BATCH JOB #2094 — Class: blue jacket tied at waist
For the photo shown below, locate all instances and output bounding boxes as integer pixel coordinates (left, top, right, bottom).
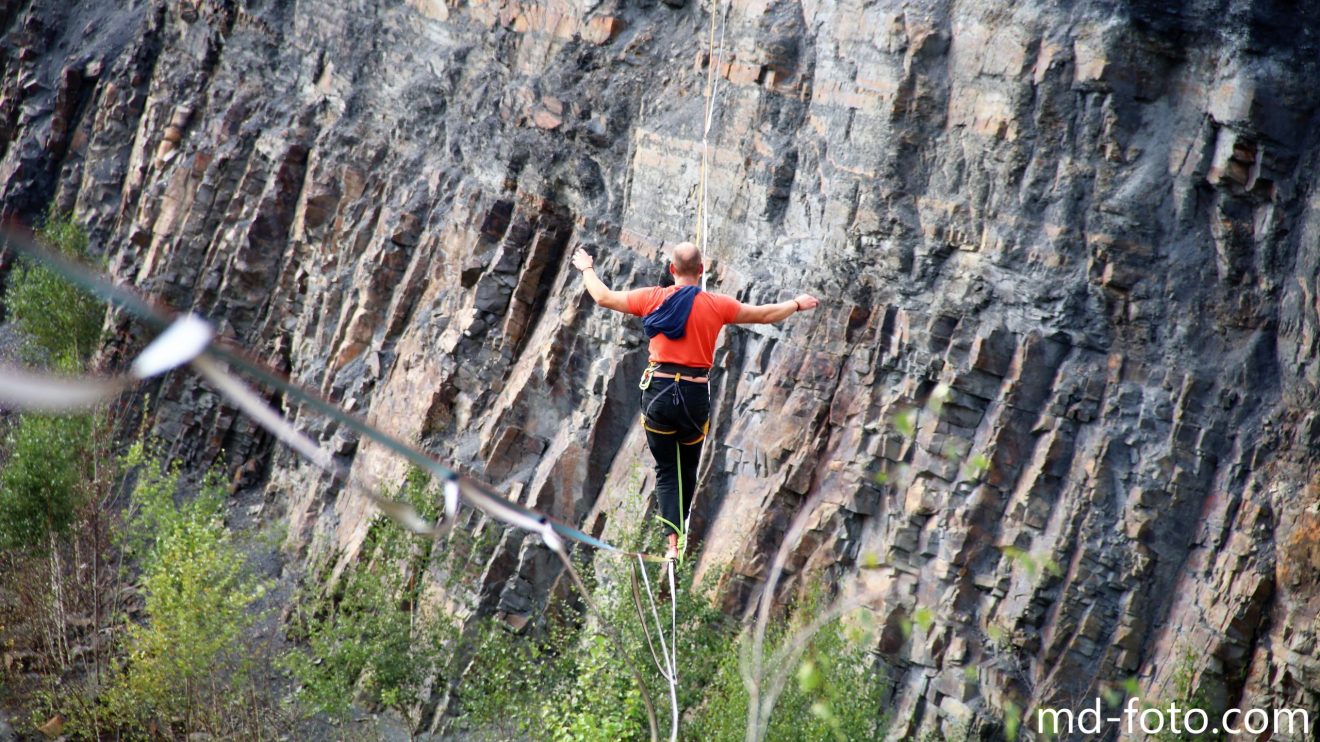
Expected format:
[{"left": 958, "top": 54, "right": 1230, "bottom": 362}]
[{"left": 643, "top": 285, "right": 701, "bottom": 340}]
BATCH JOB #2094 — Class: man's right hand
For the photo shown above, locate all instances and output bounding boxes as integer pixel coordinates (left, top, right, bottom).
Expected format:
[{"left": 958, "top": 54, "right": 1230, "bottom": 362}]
[
  {"left": 572, "top": 248, "right": 594, "bottom": 272},
  {"left": 794, "top": 294, "right": 820, "bottom": 311}
]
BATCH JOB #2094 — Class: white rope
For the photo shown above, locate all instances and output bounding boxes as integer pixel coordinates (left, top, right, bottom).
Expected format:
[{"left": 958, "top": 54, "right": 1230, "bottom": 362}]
[
  {"left": 697, "top": 0, "right": 732, "bottom": 292},
  {"left": 668, "top": 559, "right": 679, "bottom": 691},
  {"left": 637, "top": 557, "right": 674, "bottom": 683},
  {"left": 442, "top": 477, "right": 460, "bottom": 521},
  {"left": 131, "top": 313, "right": 213, "bottom": 378},
  {"left": 637, "top": 555, "right": 680, "bottom": 741},
  {"left": 634, "top": 556, "right": 670, "bottom": 678}
]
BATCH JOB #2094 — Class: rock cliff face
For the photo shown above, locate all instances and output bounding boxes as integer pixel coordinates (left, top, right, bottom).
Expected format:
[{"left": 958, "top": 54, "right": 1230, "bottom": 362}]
[{"left": 2, "top": 0, "right": 1319, "bottom": 736}]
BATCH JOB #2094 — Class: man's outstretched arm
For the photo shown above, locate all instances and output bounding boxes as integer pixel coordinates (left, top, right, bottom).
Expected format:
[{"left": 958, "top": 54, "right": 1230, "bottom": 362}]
[
  {"left": 734, "top": 294, "right": 819, "bottom": 324},
  {"left": 573, "top": 248, "right": 630, "bottom": 313}
]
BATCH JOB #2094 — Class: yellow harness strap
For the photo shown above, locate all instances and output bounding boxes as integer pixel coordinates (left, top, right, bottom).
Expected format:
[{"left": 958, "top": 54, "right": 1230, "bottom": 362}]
[{"left": 641, "top": 415, "right": 676, "bottom": 435}]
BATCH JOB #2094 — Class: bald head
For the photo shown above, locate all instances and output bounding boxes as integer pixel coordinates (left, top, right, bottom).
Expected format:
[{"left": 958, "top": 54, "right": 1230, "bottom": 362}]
[{"left": 670, "top": 242, "right": 703, "bottom": 279}]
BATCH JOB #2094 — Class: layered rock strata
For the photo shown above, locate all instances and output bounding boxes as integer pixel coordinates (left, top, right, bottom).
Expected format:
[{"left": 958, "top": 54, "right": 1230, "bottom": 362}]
[{"left": 2, "top": 0, "right": 1319, "bottom": 737}]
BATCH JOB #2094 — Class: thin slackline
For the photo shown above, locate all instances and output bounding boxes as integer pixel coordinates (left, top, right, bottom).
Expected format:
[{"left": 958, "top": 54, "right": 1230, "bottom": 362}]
[
  {"left": 637, "top": 556, "right": 675, "bottom": 682},
  {"left": 664, "top": 559, "right": 680, "bottom": 742}
]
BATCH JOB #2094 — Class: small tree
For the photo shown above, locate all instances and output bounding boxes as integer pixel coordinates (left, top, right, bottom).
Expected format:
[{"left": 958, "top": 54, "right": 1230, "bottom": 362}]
[
  {"left": 0, "top": 210, "right": 103, "bottom": 554},
  {"left": 3, "top": 210, "right": 103, "bottom": 367},
  {"left": 0, "top": 210, "right": 103, "bottom": 679},
  {"left": 283, "top": 470, "right": 454, "bottom": 734},
  {"left": 0, "top": 414, "right": 93, "bottom": 551},
  {"left": 0, "top": 412, "right": 93, "bottom": 671},
  {"left": 95, "top": 445, "right": 271, "bottom": 738}
]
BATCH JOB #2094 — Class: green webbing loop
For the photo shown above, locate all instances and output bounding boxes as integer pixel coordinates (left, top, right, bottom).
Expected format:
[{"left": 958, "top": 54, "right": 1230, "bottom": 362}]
[{"left": 676, "top": 441, "right": 685, "bottom": 561}]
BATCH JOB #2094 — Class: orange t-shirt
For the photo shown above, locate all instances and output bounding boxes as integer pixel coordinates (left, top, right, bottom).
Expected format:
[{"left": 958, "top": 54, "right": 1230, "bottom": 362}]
[{"left": 626, "top": 286, "right": 742, "bottom": 369}]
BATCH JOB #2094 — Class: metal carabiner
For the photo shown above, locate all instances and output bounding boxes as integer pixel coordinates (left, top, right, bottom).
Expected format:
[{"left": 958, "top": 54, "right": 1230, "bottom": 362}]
[{"left": 639, "top": 362, "right": 658, "bottom": 391}]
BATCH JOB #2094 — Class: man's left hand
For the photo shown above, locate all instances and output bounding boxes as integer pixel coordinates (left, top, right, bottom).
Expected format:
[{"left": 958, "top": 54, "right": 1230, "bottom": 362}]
[{"left": 572, "top": 248, "right": 594, "bottom": 271}]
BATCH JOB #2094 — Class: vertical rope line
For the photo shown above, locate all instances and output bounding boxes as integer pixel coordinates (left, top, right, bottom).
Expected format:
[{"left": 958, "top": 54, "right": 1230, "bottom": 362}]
[
  {"left": 667, "top": 560, "right": 680, "bottom": 742},
  {"left": 695, "top": 0, "right": 718, "bottom": 251},
  {"left": 668, "top": 559, "right": 678, "bottom": 680},
  {"left": 638, "top": 555, "right": 681, "bottom": 741},
  {"left": 639, "top": 558, "right": 675, "bottom": 683},
  {"left": 697, "top": 0, "right": 731, "bottom": 292},
  {"left": 631, "top": 557, "right": 668, "bottom": 675}
]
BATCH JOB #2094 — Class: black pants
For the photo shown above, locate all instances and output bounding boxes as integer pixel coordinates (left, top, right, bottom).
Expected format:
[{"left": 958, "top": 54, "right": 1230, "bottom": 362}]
[{"left": 640, "top": 379, "right": 709, "bottom": 536}]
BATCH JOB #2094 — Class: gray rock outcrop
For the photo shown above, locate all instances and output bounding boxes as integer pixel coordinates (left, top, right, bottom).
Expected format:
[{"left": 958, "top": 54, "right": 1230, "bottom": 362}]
[{"left": 1, "top": 0, "right": 1318, "bottom": 737}]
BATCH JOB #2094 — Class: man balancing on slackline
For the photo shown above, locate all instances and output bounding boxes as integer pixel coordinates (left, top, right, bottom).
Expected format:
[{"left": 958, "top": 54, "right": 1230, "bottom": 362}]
[{"left": 571, "top": 242, "right": 819, "bottom": 560}]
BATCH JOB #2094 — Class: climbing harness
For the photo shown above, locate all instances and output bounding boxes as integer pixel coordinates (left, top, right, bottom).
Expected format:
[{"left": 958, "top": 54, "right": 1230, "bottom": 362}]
[
  {"left": 0, "top": 224, "right": 670, "bottom": 740},
  {"left": 0, "top": 0, "right": 740, "bottom": 736},
  {"left": 0, "top": 225, "right": 669, "bottom": 560}
]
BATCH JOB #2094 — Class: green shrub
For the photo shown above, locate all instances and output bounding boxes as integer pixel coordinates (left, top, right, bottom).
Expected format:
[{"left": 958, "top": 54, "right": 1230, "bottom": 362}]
[
  {"left": 544, "top": 631, "right": 648, "bottom": 742},
  {"left": 4, "top": 210, "right": 102, "bottom": 367},
  {"left": 453, "top": 618, "right": 577, "bottom": 738},
  {"left": 686, "top": 596, "right": 889, "bottom": 742},
  {"left": 0, "top": 210, "right": 101, "bottom": 549},
  {"left": 283, "top": 473, "right": 889, "bottom": 742},
  {"left": 92, "top": 443, "right": 270, "bottom": 738},
  {"left": 283, "top": 469, "right": 454, "bottom": 723},
  {"left": 1149, "top": 650, "right": 1220, "bottom": 742},
  {"left": 0, "top": 413, "right": 93, "bottom": 550},
  {"left": 448, "top": 544, "right": 887, "bottom": 742},
  {"left": 282, "top": 557, "right": 453, "bottom": 720},
  {"left": 114, "top": 441, "right": 223, "bottom": 560}
]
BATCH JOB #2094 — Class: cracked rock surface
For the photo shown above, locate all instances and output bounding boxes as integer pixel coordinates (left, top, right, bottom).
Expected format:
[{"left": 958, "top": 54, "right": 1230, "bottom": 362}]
[{"left": 2, "top": 0, "right": 1319, "bottom": 736}]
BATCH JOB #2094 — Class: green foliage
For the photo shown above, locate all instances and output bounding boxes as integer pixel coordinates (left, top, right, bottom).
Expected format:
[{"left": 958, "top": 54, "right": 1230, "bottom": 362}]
[
  {"left": 454, "top": 618, "right": 575, "bottom": 738},
  {"left": 446, "top": 557, "right": 680, "bottom": 740},
  {"left": 283, "top": 469, "right": 454, "bottom": 721},
  {"left": 544, "top": 632, "right": 648, "bottom": 742},
  {"left": 4, "top": 210, "right": 102, "bottom": 367},
  {"left": 115, "top": 441, "right": 227, "bottom": 558},
  {"left": 282, "top": 558, "right": 452, "bottom": 719},
  {"left": 900, "top": 605, "right": 935, "bottom": 639},
  {"left": 536, "top": 550, "right": 745, "bottom": 740},
  {"left": 685, "top": 594, "right": 888, "bottom": 742},
  {"left": 1149, "top": 650, "right": 1220, "bottom": 742},
  {"left": 0, "top": 210, "right": 101, "bottom": 551},
  {"left": 285, "top": 473, "right": 890, "bottom": 741},
  {"left": 999, "top": 545, "right": 1063, "bottom": 580},
  {"left": 91, "top": 445, "right": 270, "bottom": 738},
  {"left": 1003, "top": 700, "right": 1022, "bottom": 740},
  {"left": 445, "top": 546, "right": 887, "bottom": 742},
  {"left": 0, "top": 413, "right": 93, "bottom": 549},
  {"left": 0, "top": 210, "right": 100, "bottom": 550}
]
